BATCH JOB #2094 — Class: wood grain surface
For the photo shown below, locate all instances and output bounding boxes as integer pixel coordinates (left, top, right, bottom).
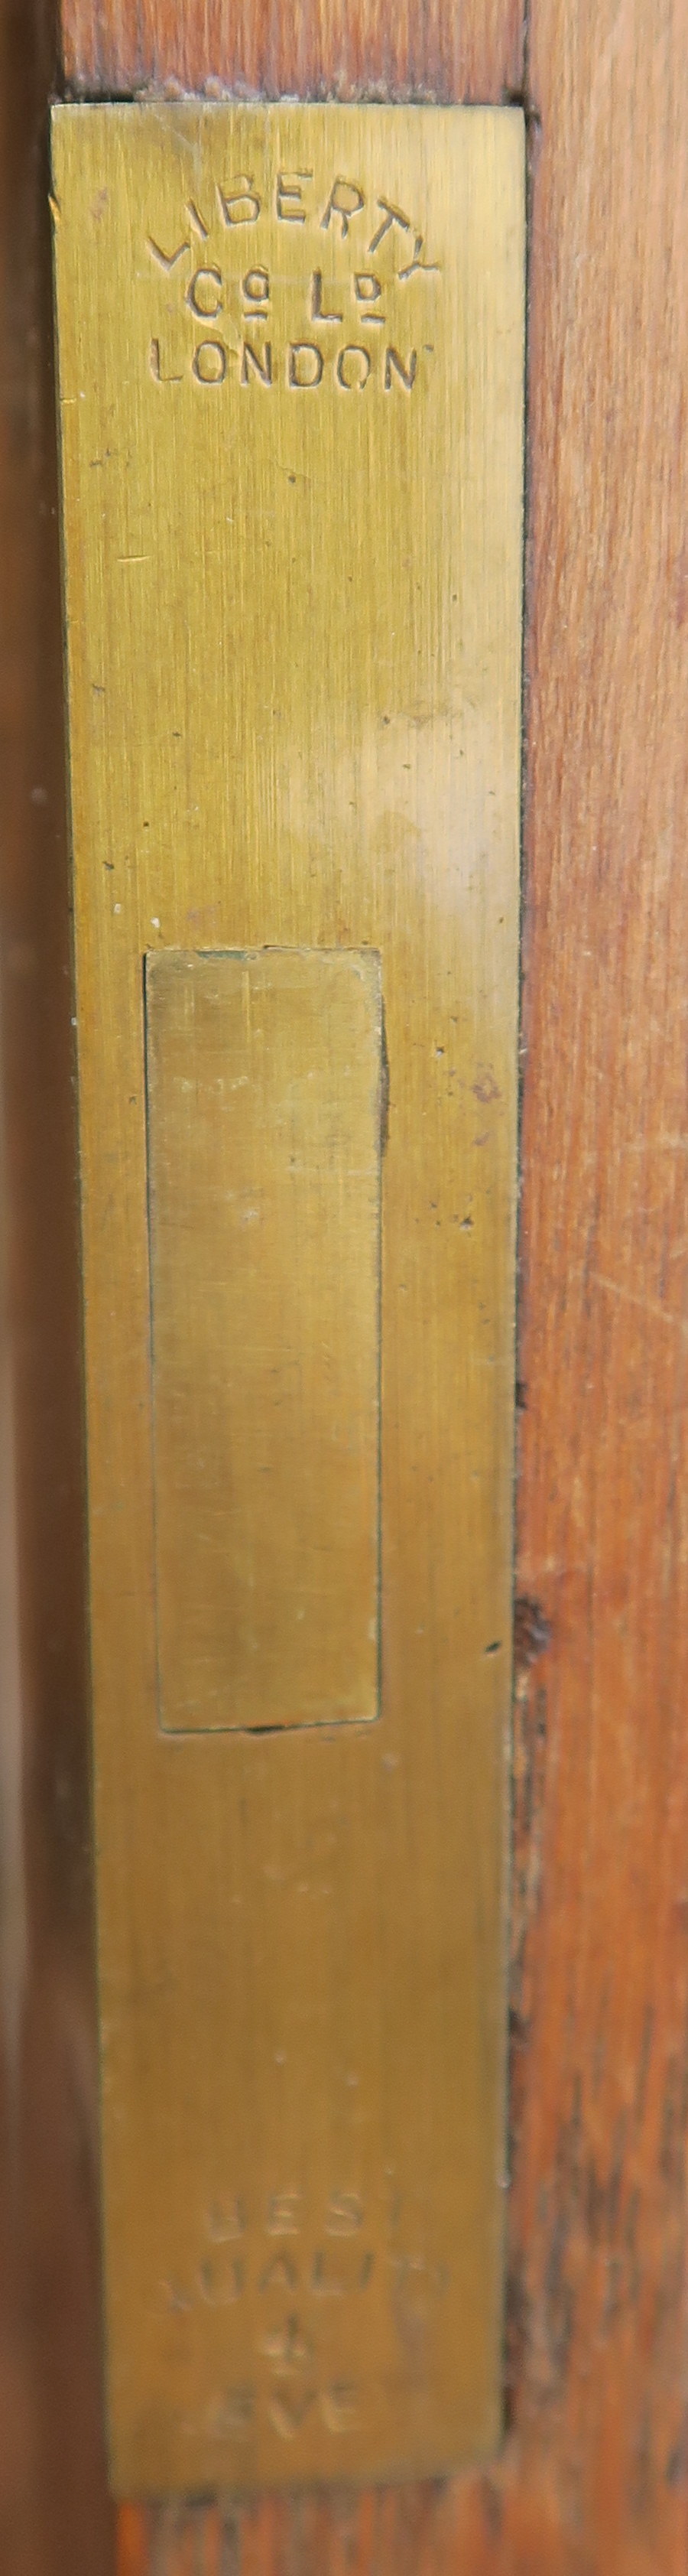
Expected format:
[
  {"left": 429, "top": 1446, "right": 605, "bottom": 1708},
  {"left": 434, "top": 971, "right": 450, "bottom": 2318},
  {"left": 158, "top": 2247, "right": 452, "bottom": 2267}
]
[
  {"left": 59, "top": 0, "right": 524, "bottom": 112},
  {"left": 2, "top": 0, "right": 686, "bottom": 2565},
  {"left": 0, "top": 4, "right": 112, "bottom": 2571}
]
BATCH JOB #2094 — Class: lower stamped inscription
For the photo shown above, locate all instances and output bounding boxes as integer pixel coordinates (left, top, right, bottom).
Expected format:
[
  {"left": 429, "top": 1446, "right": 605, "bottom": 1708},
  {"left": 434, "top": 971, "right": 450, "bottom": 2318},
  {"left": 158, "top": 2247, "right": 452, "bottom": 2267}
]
[{"left": 167, "top": 2191, "right": 450, "bottom": 2448}]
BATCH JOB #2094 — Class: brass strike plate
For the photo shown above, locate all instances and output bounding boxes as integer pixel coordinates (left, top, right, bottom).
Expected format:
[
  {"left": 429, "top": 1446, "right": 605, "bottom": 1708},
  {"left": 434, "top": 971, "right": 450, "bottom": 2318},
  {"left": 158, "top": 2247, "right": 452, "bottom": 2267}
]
[{"left": 51, "top": 102, "right": 524, "bottom": 2494}]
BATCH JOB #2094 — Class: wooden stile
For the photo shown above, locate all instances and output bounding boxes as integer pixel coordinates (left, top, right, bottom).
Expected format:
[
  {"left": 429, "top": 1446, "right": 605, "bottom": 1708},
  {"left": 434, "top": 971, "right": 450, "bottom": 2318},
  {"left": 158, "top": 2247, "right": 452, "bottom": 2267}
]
[{"left": 59, "top": 0, "right": 524, "bottom": 113}]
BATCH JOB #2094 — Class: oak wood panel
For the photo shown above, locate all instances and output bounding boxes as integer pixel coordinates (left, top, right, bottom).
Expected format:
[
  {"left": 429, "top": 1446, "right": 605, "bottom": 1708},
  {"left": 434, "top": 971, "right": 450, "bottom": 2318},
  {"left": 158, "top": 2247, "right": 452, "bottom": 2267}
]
[
  {"left": 0, "top": 2, "right": 112, "bottom": 2571},
  {"left": 506, "top": 5, "right": 688, "bottom": 2566},
  {"left": 5, "top": 0, "right": 687, "bottom": 2564},
  {"left": 60, "top": 0, "right": 523, "bottom": 109}
]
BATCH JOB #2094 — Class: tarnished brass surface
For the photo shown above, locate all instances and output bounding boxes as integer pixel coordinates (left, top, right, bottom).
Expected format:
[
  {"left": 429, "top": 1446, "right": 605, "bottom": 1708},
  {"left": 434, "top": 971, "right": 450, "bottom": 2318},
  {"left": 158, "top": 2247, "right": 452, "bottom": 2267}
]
[
  {"left": 146, "top": 947, "right": 382, "bottom": 1733},
  {"left": 52, "top": 102, "right": 524, "bottom": 2493}
]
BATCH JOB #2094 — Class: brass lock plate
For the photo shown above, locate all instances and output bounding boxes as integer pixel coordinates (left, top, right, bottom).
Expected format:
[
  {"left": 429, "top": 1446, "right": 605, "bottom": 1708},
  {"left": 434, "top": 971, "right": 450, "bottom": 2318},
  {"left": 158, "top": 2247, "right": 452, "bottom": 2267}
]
[{"left": 52, "top": 102, "right": 525, "bottom": 2494}]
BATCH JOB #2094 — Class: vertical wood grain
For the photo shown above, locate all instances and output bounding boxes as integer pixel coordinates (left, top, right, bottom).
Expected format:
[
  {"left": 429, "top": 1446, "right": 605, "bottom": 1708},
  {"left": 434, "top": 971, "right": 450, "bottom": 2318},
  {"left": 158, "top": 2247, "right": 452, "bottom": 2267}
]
[
  {"left": 60, "top": 0, "right": 523, "bottom": 107},
  {"left": 512, "top": 0, "right": 688, "bottom": 2558},
  {"left": 0, "top": 1, "right": 112, "bottom": 2570}
]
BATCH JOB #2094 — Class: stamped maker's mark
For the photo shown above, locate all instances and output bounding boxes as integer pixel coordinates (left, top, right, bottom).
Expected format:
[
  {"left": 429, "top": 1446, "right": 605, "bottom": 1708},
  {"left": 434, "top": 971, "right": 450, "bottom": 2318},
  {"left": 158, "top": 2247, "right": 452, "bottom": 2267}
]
[{"left": 146, "top": 166, "right": 441, "bottom": 398}]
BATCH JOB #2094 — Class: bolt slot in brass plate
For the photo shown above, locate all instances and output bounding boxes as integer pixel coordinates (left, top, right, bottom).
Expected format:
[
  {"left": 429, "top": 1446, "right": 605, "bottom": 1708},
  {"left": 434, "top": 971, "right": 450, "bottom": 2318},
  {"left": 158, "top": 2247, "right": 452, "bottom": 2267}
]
[
  {"left": 146, "top": 946, "right": 382, "bottom": 1734},
  {"left": 51, "top": 101, "right": 525, "bottom": 2496}
]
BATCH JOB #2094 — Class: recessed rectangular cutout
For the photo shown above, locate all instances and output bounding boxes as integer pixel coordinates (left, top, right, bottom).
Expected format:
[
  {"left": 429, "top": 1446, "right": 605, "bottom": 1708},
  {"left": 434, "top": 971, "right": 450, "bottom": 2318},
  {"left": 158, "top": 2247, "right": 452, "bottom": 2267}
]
[{"left": 146, "top": 948, "right": 381, "bottom": 1732}]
